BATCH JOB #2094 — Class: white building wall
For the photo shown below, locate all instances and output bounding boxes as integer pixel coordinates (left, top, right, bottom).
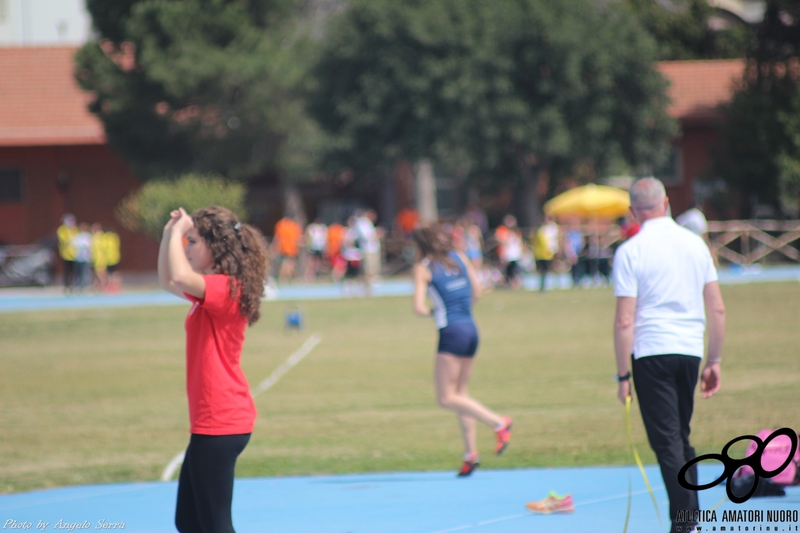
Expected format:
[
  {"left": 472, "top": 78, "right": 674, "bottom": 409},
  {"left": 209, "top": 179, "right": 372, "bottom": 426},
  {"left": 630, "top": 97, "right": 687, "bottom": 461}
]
[{"left": 0, "top": 0, "right": 91, "bottom": 46}]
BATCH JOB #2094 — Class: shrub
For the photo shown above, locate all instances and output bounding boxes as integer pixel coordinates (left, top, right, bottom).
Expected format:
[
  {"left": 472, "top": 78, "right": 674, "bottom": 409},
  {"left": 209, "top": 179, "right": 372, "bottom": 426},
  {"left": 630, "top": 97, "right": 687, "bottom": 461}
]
[{"left": 116, "top": 174, "right": 247, "bottom": 240}]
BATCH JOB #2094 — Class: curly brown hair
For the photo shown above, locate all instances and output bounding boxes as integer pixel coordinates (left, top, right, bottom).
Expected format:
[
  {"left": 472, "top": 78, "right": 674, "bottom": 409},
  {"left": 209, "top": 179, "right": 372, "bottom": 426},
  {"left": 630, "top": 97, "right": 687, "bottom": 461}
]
[{"left": 191, "top": 206, "right": 267, "bottom": 326}]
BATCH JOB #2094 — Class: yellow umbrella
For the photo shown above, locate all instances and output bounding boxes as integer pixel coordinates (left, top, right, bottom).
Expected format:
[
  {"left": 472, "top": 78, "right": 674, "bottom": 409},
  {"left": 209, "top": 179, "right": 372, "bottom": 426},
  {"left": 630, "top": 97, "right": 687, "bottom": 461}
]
[{"left": 544, "top": 183, "right": 630, "bottom": 219}]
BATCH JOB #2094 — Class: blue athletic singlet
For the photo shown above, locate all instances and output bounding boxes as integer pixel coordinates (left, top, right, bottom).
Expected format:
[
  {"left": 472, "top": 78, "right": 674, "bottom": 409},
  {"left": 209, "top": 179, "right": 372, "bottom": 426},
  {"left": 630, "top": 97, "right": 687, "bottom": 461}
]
[{"left": 426, "top": 252, "right": 473, "bottom": 329}]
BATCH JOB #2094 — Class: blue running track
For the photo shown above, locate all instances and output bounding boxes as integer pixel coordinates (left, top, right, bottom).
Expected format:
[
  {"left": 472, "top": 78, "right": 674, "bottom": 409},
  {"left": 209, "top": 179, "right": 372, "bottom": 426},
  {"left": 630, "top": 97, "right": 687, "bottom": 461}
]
[
  {"left": 1, "top": 466, "right": 798, "bottom": 532},
  {"left": 1, "top": 265, "right": 798, "bottom": 314}
]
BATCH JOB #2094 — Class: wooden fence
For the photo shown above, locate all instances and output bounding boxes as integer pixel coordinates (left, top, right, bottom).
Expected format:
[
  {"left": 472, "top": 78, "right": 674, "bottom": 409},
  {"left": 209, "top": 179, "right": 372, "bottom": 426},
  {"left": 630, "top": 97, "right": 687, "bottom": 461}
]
[
  {"left": 379, "top": 219, "right": 800, "bottom": 275},
  {"left": 707, "top": 220, "right": 800, "bottom": 265}
]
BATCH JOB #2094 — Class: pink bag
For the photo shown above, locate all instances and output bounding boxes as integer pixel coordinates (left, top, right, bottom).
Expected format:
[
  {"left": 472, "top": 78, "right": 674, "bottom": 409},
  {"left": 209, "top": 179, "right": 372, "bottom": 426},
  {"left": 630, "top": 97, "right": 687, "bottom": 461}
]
[{"left": 735, "top": 429, "right": 800, "bottom": 486}]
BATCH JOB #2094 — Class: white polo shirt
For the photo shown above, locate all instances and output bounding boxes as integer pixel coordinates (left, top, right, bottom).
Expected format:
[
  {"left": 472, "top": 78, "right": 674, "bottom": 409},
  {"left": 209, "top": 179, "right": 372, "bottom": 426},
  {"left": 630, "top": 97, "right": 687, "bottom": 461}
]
[{"left": 613, "top": 216, "right": 717, "bottom": 359}]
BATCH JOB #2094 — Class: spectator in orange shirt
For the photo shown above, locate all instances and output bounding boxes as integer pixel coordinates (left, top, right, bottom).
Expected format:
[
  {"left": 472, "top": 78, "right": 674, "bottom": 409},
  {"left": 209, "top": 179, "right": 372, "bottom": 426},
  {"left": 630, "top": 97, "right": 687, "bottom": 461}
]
[
  {"left": 326, "top": 221, "right": 346, "bottom": 281},
  {"left": 395, "top": 206, "right": 419, "bottom": 238},
  {"left": 495, "top": 215, "right": 523, "bottom": 289},
  {"left": 273, "top": 215, "right": 303, "bottom": 283}
]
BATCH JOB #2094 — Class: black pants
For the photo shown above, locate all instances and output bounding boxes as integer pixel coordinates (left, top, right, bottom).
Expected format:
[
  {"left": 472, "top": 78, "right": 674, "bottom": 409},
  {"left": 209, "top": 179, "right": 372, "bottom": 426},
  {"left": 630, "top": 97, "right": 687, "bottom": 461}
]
[
  {"left": 632, "top": 354, "right": 700, "bottom": 533},
  {"left": 597, "top": 257, "right": 611, "bottom": 284},
  {"left": 63, "top": 260, "right": 75, "bottom": 290},
  {"left": 176, "top": 433, "right": 250, "bottom": 533},
  {"left": 571, "top": 258, "right": 586, "bottom": 287},
  {"left": 504, "top": 260, "right": 520, "bottom": 285},
  {"left": 536, "top": 259, "right": 551, "bottom": 291}
]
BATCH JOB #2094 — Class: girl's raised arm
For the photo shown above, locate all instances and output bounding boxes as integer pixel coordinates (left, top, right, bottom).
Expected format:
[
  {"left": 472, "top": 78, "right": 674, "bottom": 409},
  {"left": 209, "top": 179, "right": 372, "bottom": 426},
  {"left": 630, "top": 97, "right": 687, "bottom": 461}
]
[
  {"left": 158, "top": 210, "right": 187, "bottom": 299},
  {"left": 168, "top": 209, "right": 206, "bottom": 299}
]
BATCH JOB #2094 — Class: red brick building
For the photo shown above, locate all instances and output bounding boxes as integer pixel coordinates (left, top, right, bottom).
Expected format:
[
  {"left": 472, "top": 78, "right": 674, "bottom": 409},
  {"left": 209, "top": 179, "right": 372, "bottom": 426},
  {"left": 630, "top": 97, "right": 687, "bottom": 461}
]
[
  {"left": 655, "top": 59, "right": 745, "bottom": 217},
  {"left": 0, "top": 46, "right": 157, "bottom": 271}
]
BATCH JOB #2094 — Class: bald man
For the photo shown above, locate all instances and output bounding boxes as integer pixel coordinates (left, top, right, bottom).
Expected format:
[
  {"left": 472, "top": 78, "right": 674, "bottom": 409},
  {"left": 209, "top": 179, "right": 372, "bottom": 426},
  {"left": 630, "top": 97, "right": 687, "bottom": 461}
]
[{"left": 612, "top": 177, "right": 726, "bottom": 533}]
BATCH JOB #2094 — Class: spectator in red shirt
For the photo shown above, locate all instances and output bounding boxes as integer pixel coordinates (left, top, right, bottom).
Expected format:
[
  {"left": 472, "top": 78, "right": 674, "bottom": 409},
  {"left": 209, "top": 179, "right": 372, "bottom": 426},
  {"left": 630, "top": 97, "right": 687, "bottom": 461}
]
[
  {"left": 620, "top": 214, "right": 640, "bottom": 241},
  {"left": 158, "top": 206, "right": 267, "bottom": 533}
]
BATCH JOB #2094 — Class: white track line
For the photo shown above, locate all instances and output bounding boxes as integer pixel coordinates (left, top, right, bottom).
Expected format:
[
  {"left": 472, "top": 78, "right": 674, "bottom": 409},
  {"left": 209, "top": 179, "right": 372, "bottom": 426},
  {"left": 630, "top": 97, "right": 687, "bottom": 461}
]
[
  {"left": 161, "top": 450, "right": 187, "bottom": 483},
  {"left": 573, "top": 485, "right": 665, "bottom": 507},
  {"left": 160, "top": 333, "right": 322, "bottom": 482},
  {"left": 424, "top": 486, "right": 667, "bottom": 533},
  {"left": 428, "top": 514, "right": 527, "bottom": 533},
  {"left": 250, "top": 333, "right": 321, "bottom": 397}
]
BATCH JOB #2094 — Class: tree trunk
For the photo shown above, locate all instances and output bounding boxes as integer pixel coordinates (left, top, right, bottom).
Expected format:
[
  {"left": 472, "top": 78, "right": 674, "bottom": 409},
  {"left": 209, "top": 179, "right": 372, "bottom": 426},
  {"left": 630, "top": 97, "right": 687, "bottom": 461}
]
[
  {"left": 283, "top": 185, "right": 307, "bottom": 227},
  {"left": 379, "top": 163, "right": 396, "bottom": 229},
  {"left": 519, "top": 155, "right": 542, "bottom": 229},
  {"left": 415, "top": 159, "right": 438, "bottom": 223}
]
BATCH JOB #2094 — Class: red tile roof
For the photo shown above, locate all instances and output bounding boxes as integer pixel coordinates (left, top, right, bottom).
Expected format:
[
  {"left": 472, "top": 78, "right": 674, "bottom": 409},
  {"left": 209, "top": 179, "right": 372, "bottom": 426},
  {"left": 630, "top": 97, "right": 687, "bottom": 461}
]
[
  {"left": 0, "top": 46, "right": 104, "bottom": 146},
  {"left": 657, "top": 59, "right": 745, "bottom": 121}
]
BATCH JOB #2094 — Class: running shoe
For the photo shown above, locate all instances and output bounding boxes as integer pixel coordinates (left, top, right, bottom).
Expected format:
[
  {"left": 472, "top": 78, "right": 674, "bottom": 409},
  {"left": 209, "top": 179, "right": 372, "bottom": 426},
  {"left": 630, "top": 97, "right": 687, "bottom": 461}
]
[
  {"left": 525, "top": 491, "right": 575, "bottom": 514},
  {"left": 457, "top": 453, "right": 480, "bottom": 477},
  {"left": 494, "top": 416, "right": 513, "bottom": 455}
]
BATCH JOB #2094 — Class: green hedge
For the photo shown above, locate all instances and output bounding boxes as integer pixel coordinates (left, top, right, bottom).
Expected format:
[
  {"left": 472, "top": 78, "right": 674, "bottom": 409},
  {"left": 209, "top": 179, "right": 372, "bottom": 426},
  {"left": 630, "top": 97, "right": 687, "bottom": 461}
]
[{"left": 116, "top": 174, "right": 247, "bottom": 240}]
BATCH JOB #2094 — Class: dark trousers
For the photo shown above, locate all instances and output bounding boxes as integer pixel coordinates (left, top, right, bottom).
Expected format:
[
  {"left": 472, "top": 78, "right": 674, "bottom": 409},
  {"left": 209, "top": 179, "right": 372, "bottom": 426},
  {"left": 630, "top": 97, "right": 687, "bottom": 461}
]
[
  {"left": 176, "top": 433, "right": 250, "bottom": 533},
  {"left": 536, "top": 259, "right": 551, "bottom": 291},
  {"left": 504, "top": 260, "right": 520, "bottom": 285},
  {"left": 632, "top": 354, "right": 700, "bottom": 533},
  {"left": 570, "top": 259, "right": 584, "bottom": 287},
  {"left": 63, "top": 260, "right": 75, "bottom": 290}
]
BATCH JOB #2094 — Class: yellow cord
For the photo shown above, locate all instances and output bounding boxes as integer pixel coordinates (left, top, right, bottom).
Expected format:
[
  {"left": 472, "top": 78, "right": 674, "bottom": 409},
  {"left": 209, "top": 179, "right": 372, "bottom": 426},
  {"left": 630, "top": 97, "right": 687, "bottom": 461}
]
[
  {"left": 711, "top": 495, "right": 728, "bottom": 511},
  {"left": 623, "top": 475, "right": 632, "bottom": 533},
  {"left": 624, "top": 395, "right": 662, "bottom": 532}
]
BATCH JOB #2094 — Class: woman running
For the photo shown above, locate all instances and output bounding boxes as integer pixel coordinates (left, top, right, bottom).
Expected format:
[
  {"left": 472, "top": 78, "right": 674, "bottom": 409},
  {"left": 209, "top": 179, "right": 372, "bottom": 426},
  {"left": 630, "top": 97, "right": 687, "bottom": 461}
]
[
  {"left": 411, "top": 224, "right": 512, "bottom": 477},
  {"left": 158, "top": 206, "right": 267, "bottom": 533}
]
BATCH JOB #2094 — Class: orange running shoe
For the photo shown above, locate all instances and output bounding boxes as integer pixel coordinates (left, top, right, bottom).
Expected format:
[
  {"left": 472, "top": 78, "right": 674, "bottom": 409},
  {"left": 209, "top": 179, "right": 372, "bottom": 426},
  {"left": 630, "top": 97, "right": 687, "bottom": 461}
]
[
  {"left": 494, "top": 416, "right": 513, "bottom": 455},
  {"left": 457, "top": 453, "right": 480, "bottom": 477},
  {"left": 525, "top": 491, "right": 575, "bottom": 514}
]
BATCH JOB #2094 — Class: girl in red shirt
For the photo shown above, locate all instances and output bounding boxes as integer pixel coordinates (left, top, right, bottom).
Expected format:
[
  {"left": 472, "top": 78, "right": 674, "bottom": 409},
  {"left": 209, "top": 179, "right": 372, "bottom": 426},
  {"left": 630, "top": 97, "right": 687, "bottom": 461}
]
[{"left": 158, "top": 206, "right": 266, "bottom": 533}]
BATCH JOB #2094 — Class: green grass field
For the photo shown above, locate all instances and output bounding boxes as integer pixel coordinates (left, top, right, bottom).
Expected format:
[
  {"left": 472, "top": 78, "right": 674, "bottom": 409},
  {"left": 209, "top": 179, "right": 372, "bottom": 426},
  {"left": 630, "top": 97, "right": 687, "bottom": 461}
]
[{"left": 1, "top": 282, "right": 798, "bottom": 494}]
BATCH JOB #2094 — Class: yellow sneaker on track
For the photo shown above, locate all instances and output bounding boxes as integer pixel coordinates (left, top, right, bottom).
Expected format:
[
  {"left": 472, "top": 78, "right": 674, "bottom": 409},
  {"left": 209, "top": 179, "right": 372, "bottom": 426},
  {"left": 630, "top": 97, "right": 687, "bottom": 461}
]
[{"left": 525, "top": 491, "right": 575, "bottom": 514}]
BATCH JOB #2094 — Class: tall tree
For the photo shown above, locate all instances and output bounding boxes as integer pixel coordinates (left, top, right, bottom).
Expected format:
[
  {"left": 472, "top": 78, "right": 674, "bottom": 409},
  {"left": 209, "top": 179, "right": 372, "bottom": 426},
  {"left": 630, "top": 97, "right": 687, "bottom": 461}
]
[
  {"left": 75, "top": 0, "right": 317, "bottom": 181},
  {"left": 715, "top": 0, "right": 800, "bottom": 218},
  {"left": 309, "top": 0, "right": 676, "bottom": 224},
  {"left": 623, "top": 0, "right": 752, "bottom": 60}
]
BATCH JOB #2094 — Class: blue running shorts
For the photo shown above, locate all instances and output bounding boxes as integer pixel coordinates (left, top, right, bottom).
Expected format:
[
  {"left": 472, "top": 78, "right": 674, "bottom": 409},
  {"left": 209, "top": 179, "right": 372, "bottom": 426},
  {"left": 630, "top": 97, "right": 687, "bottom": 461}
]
[{"left": 437, "top": 321, "right": 479, "bottom": 357}]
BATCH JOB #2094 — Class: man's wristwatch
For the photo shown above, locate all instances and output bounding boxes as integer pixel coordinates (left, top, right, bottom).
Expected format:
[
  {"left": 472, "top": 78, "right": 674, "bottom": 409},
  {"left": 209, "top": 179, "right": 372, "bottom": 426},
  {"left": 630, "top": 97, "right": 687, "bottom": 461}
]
[{"left": 615, "top": 371, "right": 631, "bottom": 383}]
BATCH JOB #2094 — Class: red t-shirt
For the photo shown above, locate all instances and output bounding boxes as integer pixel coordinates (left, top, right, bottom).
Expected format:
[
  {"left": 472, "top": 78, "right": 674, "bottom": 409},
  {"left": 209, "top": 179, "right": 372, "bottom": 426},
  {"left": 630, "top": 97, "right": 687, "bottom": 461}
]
[{"left": 184, "top": 274, "right": 256, "bottom": 435}]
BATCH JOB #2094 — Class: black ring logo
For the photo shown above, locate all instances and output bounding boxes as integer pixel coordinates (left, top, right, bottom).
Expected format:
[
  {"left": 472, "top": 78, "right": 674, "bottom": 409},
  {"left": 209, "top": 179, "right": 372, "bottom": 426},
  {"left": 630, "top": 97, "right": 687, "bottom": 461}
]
[{"left": 677, "top": 427, "right": 798, "bottom": 504}]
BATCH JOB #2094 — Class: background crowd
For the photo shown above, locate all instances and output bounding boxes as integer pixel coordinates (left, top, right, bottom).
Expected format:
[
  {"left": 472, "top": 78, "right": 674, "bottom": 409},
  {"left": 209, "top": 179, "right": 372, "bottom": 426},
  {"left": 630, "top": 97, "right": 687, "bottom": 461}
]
[
  {"left": 51, "top": 197, "right": 711, "bottom": 296},
  {"left": 256, "top": 202, "right": 711, "bottom": 293},
  {"left": 56, "top": 213, "right": 121, "bottom": 294}
]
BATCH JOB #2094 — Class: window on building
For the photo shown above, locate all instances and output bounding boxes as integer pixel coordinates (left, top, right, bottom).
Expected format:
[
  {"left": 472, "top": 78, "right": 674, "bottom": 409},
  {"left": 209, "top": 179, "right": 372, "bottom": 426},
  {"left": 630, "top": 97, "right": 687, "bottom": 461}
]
[
  {"left": 433, "top": 161, "right": 461, "bottom": 217},
  {"left": 0, "top": 169, "right": 23, "bottom": 202},
  {"left": 653, "top": 145, "right": 682, "bottom": 187},
  {"left": 436, "top": 178, "right": 458, "bottom": 215}
]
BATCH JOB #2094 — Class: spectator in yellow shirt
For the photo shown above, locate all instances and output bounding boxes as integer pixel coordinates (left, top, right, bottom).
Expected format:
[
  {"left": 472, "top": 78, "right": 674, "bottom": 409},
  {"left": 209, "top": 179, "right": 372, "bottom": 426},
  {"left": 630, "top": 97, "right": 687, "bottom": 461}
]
[
  {"left": 57, "top": 214, "right": 79, "bottom": 293},
  {"left": 104, "top": 229, "right": 122, "bottom": 293},
  {"left": 91, "top": 223, "right": 108, "bottom": 291},
  {"left": 532, "top": 216, "right": 560, "bottom": 292}
]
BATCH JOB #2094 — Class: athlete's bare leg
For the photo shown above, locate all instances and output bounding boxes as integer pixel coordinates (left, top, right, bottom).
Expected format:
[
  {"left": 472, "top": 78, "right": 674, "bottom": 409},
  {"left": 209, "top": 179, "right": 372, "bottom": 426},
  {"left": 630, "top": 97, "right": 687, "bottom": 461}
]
[{"left": 435, "top": 353, "right": 503, "bottom": 430}]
